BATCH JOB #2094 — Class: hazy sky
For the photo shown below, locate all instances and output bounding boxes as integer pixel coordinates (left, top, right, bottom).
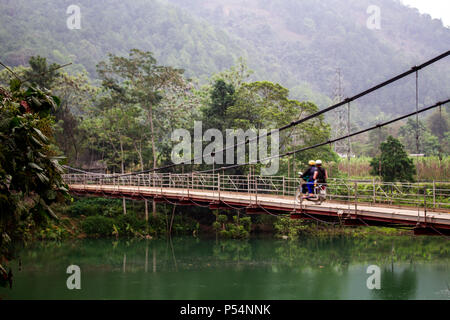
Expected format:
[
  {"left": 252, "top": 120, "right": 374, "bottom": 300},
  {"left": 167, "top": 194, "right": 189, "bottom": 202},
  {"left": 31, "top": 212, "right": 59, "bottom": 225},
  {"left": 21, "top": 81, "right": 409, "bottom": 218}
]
[{"left": 401, "top": 0, "right": 450, "bottom": 27}]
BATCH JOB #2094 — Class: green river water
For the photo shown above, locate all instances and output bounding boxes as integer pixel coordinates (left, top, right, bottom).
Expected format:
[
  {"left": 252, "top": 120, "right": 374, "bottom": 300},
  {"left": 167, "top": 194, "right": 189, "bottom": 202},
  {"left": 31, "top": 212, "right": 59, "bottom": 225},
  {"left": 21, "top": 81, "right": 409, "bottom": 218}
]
[{"left": 1, "top": 235, "right": 449, "bottom": 300}]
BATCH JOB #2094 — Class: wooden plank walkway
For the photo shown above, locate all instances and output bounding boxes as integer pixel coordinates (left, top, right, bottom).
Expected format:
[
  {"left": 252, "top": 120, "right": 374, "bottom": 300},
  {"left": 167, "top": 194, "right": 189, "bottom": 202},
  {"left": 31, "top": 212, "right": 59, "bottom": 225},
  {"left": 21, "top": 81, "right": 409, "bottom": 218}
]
[{"left": 68, "top": 184, "right": 450, "bottom": 230}]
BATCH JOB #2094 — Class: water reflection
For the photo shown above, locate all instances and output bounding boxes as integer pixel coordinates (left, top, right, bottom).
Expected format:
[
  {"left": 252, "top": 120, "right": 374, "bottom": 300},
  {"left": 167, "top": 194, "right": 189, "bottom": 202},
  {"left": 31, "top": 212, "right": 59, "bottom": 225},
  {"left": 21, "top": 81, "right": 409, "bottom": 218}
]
[
  {"left": 373, "top": 266, "right": 417, "bottom": 299},
  {"left": 1, "top": 235, "right": 449, "bottom": 300}
]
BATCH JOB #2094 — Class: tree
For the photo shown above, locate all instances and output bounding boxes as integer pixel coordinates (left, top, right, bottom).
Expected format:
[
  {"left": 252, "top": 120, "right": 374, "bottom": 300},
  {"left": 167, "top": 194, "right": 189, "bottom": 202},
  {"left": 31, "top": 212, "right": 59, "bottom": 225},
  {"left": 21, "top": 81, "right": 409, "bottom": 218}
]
[
  {"left": 80, "top": 98, "right": 146, "bottom": 215},
  {"left": 52, "top": 72, "right": 99, "bottom": 163},
  {"left": 398, "top": 118, "right": 440, "bottom": 156},
  {"left": 427, "top": 108, "right": 449, "bottom": 142},
  {"left": 370, "top": 136, "right": 416, "bottom": 182},
  {"left": 95, "top": 49, "right": 195, "bottom": 217},
  {"left": 23, "top": 56, "right": 61, "bottom": 89},
  {"left": 97, "top": 49, "right": 186, "bottom": 170},
  {"left": 366, "top": 127, "right": 389, "bottom": 157},
  {"left": 226, "top": 80, "right": 336, "bottom": 173},
  {"left": 427, "top": 108, "right": 450, "bottom": 156},
  {"left": 202, "top": 79, "right": 236, "bottom": 131}
]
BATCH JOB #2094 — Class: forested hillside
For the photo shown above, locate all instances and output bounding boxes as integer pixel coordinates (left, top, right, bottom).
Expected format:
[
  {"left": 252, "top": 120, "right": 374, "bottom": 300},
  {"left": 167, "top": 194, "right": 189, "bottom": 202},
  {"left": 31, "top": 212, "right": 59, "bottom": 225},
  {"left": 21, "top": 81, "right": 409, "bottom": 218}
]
[
  {"left": 168, "top": 0, "right": 450, "bottom": 118},
  {"left": 0, "top": 0, "right": 253, "bottom": 80},
  {"left": 1, "top": 0, "right": 449, "bottom": 120}
]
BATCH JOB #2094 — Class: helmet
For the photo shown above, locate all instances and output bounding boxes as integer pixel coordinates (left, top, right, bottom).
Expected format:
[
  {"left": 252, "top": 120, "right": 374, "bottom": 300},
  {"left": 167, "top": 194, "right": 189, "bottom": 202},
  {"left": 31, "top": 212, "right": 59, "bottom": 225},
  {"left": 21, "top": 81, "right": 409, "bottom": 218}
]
[
  {"left": 316, "top": 160, "right": 322, "bottom": 165},
  {"left": 308, "top": 160, "right": 316, "bottom": 166}
]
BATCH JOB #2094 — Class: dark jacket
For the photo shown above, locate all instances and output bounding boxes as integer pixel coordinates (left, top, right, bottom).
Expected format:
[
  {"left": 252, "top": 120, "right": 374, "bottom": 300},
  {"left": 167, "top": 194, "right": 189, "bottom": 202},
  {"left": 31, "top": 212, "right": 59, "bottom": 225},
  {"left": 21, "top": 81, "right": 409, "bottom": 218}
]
[
  {"left": 316, "top": 166, "right": 327, "bottom": 183},
  {"left": 301, "top": 166, "right": 317, "bottom": 182}
]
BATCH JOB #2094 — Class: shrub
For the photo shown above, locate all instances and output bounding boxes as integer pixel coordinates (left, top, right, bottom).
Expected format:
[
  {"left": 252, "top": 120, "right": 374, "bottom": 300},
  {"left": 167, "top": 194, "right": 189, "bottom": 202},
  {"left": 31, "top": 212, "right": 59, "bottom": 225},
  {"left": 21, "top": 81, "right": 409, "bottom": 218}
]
[
  {"left": 69, "top": 198, "right": 122, "bottom": 217},
  {"left": 81, "top": 215, "right": 114, "bottom": 237},
  {"left": 115, "top": 213, "right": 147, "bottom": 237},
  {"left": 240, "top": 217, "right": 252, "bottom": 232}
]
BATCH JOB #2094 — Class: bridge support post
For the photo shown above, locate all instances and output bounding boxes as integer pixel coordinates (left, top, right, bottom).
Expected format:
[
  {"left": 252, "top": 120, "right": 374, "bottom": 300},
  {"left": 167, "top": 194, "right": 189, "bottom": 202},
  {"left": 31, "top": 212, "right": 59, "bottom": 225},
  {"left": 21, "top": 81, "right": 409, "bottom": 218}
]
[{"left": 218, "top": 173, "right": 220, "bottom": 201}]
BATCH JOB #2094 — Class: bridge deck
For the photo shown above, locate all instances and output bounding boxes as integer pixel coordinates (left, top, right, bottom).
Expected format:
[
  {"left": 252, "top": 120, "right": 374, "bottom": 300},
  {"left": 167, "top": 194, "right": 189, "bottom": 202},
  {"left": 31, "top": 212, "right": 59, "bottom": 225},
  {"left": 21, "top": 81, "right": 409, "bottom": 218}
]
[{"left": 69, "top": 184, "right": 450, "bottom": 230}]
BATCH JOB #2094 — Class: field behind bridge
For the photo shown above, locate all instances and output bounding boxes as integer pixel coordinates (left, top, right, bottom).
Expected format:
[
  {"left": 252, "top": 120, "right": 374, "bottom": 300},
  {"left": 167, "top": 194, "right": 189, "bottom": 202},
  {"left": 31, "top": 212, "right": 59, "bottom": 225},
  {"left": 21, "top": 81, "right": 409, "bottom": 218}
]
[{"left": 332, "top": 156, "right": 450, "bottom": 181}]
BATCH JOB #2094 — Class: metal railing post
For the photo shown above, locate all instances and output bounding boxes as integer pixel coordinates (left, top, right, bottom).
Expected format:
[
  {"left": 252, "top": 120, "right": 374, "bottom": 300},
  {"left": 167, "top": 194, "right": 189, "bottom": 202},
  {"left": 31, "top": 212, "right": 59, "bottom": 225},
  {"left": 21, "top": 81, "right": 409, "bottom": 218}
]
[
  {"left": 354, "top": 182, "right": 358, "bottom": 214},
  {"left": 424, "top": 187, "right": 427, "bottom": 224},
  {"left": 372, "top": 179, "right": 376, "bottom": 205},
  {"left": 432, "top": 180, "right": 436, "bottom": 209},
  {"left": 218, "top": 173, "right": 220, "bottom": 201},
  {"left": 255, "top": 175, "right": 258, "bottom": 205}
]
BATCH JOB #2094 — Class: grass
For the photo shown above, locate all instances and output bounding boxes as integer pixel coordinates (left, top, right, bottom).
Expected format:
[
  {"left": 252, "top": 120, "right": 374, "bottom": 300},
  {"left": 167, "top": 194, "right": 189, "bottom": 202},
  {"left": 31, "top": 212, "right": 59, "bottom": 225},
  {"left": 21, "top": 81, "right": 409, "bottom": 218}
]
[{"left": 334, "top": 156, "right": 450, "bottom": 181}]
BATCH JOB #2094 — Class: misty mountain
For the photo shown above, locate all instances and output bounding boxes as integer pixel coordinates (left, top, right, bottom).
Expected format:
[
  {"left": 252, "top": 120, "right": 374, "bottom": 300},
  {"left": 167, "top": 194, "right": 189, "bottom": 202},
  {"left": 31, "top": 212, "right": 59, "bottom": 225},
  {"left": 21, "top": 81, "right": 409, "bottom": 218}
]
[{"left": 1, "top": 0, "right": 449, "bottom": 123}]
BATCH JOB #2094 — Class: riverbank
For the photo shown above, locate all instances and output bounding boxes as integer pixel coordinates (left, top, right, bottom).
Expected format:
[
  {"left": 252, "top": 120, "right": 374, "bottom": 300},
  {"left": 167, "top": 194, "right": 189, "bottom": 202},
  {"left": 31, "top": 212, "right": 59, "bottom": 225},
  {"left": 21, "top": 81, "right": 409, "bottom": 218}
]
[{"left": 35, "top": 197, "right": 414, "bottom": 242}]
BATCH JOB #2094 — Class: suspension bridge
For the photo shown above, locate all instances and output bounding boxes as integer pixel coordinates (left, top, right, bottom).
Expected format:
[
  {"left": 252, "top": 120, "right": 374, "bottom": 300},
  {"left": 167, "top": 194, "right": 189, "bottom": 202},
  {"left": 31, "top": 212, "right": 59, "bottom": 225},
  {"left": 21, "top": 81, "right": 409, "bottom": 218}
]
[
  {"left": 63, "top": 50, "right": 450, "bottom": 235},
  {"left": 64, "top": 173, "right": 450, "bottom": 235}
]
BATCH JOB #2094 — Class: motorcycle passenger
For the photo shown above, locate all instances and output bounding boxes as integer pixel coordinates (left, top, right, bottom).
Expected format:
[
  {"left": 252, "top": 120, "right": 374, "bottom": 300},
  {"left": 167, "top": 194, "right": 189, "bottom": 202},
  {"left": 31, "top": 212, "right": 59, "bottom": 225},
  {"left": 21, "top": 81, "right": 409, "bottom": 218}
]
[
  {"left": 313, "top": 160, "right": 328, "bottom": 187},
  {"left": 299, "top": 160, "right": 317, "bottom": 197}
]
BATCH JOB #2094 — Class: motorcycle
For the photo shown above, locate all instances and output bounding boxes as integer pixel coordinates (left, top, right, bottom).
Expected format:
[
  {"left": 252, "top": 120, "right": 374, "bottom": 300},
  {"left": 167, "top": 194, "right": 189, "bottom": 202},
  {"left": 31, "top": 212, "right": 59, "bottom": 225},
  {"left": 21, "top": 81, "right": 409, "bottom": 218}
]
[{"left": 295, "top": 181, "right": 327, "bottom": 205}]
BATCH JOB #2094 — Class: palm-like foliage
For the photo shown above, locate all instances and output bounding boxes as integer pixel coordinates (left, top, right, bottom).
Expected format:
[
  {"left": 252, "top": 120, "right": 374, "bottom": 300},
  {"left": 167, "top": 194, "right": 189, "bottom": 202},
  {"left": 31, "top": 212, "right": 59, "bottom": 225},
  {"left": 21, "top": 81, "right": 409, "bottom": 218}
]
[{"left": 0, "top": 79, "right": 68, "bottom": 285}]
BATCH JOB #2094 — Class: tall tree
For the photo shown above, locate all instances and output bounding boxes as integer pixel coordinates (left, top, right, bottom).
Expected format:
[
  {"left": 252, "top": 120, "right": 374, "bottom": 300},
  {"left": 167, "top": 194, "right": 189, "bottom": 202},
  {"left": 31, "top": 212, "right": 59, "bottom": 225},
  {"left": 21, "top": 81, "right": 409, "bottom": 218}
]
[
  {"left": 370, "top": 136, "right": 416, "bottom": 182},
  {"left": 96, "top": 49, "right": 192, "bottom": 217},
  {"left": 52, "top": 72, "right": 98, "bottom": 163},
  {"left": 202, "top": 79, "right": 236, "bottom": 131}
]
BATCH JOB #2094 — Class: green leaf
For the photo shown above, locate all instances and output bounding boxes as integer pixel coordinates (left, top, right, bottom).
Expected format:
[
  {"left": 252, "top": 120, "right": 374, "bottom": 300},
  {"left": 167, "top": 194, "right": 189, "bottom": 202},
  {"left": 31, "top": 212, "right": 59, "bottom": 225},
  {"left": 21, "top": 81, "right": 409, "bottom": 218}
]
[
  {"left": 9, "top": 78, "right": 21, "bottom": 92},
  {"left": 36, "top": 172, "right": 49, "bottom": 183},
  {"left": 24, "top": 87, "right": 36, "bottom": 97},
  {"left": 40, "top": 199, "right": 59, "bottom": 220},
  {"left": 28, "top": 162, "right": 43, "bottom": 171},
  {"left": 31, "top": 96, "right": 42, "bottom": 107},
  {"left": 51, "top": 95, "right": 61, "bottom": 107},
  {"left": 9, "top": 117, "right": 21, "bottom": 129},
  {"left": 30, "top": 136, "right": 43, "bottom": 147},
  {"left": 33, "top": 127, "right": 49, "bottom": 142},
  {"left": 50, "top": 156, "right": 66, "bottom": 160}
]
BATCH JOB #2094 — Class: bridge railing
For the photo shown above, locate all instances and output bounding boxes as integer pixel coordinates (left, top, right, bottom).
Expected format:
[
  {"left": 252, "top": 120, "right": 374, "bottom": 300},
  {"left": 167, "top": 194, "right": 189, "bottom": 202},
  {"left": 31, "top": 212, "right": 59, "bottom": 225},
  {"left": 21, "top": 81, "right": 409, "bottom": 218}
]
[{"left": 63, "top": 173, "right": 450, "bottom": 211}]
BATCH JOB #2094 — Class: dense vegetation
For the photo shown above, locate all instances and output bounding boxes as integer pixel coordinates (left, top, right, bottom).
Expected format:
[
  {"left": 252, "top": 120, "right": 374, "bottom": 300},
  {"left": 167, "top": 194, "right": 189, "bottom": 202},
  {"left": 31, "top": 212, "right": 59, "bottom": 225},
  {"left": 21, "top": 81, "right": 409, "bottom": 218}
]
[{"left": 0, "top": 72, "right": 68, "bottom": 285}]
